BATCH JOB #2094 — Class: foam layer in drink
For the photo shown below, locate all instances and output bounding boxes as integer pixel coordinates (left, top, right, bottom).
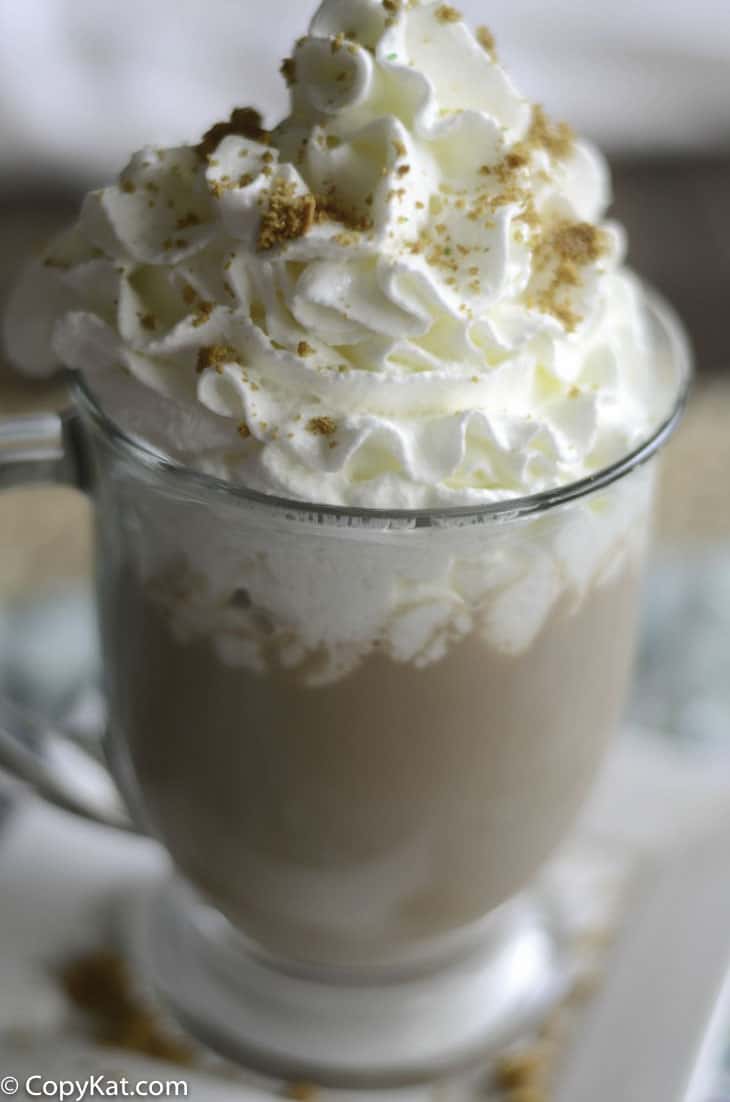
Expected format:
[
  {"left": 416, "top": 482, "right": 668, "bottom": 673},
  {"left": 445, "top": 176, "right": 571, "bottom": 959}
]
[{"left": 102, "top": 460, "right": 653, "bottom": 686}]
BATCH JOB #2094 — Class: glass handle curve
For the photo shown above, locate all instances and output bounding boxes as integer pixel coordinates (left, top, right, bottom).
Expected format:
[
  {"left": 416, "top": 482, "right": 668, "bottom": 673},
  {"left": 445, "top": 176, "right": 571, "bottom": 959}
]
[
  {"left": 0, "top": 410, "right": 85, "bottom": 490},
  {"left": 0, "top": 410, "right": 136, "bottom": 832}
]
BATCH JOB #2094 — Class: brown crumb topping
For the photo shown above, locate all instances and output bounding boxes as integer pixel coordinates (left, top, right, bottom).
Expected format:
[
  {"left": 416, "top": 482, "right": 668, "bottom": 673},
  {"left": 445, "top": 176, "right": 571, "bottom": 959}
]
[
  {"left": 518, "top": 104, "right": 574, "bottom": 161},
  {"left": 476, "top": 25, "right": 497, "bottom": 58},
  {"left": 493, "top": 1042, "right": 549, "bottom": 1097},
  {"left": 191, "top": 301, "right": 214, "bottom": 328},
  {"left": 60, "top": 951, "right": 194, "bottom": 1066},
  {"left": 257, "top": 178, "right": 317, "bottom": 251},
  {"left": 120, "top": 179, "right": 136, "bottom": 194},
  {"left": 196, "top": 344, "right": 242, "bottom": 373},
  {"left": 209, "top": 168, "right": 258, "bottom": 199},
  {"left": 138, "top": 313, "right": 157, "bottom": 331},
  {"left": 195, "top": 107, "right": 270, "bottom": 161},
  {"left": 315, "top": 184, "right": 374, "bottom": 233},
  {"left": 297, "top": 340, "right": 315, "bottom": 356},
  {"left": 280, "top": 57, "right": 297, "bottom": 86},
  {"left": 528, "top": 219, "right": 608, "bottom": 331},
  {"left": 504, "top": 152, "right": 528, "bottom": 172},
  {"left": 307, "top": 415, "right": 337, "bottom": 436},
  {"left": 286, "top": 1086, "right": 319, "bottom": 1102},
  {"left": 176, "top": 212, "right": 201, "bottom": 230},
  {"left": 435, "top": 4, "right": 462, "bottom": 22},
  {"left": 237, "top": 421, "right": 251, "bottom": 438},
  {"left": 546, "top": 220, "right": 607, "bottom": 266}
]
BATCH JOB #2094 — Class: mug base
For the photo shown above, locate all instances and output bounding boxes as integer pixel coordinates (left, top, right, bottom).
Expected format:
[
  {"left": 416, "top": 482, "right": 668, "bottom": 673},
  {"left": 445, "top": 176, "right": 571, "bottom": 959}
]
[{"left": 129, "top": 876, "right": 569, "bottom": 1087}]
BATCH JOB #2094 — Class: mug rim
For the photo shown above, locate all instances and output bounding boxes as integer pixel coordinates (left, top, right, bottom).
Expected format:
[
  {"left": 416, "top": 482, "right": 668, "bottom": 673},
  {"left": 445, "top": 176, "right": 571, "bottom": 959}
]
[{"left": 71, "top": 282, "right": 692, "bottom": 527}]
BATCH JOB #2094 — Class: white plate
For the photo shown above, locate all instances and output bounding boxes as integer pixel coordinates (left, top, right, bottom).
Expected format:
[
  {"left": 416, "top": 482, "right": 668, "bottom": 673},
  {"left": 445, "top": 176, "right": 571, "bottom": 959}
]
[
  {"left": 2, "top": 732, "right": 730, "bottom": 1102},
  {"left": 555, "top": 805, "right": 730, "bottom": 1102}
]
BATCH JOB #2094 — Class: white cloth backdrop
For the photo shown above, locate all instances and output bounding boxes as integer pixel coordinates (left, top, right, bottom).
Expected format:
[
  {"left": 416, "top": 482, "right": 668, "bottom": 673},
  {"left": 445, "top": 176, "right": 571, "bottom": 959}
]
[{"left": 1, "top": 0, "right": 730, "bottom": 182}]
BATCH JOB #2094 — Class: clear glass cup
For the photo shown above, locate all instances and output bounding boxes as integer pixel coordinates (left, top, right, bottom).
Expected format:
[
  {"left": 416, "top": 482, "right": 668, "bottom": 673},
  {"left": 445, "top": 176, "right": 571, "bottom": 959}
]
[{"left": 0, "top": 286, "right": 690, "bottom": 1084}]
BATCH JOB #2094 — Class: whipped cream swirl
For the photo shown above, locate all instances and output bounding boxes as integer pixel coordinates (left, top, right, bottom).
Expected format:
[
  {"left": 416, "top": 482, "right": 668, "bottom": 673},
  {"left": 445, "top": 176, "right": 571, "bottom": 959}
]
[{"left": 5, "top": 0, "right": 660, "bottom": 508}]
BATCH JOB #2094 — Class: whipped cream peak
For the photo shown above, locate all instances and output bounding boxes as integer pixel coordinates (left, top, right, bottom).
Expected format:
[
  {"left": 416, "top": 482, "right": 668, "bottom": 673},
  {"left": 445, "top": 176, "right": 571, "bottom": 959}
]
[{"left": 5, "top": 0, "right": 662, "bottom": 508}]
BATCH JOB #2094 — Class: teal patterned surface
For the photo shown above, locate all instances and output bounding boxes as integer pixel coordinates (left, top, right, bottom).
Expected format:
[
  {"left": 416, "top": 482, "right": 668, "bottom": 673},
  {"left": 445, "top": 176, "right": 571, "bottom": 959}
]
[
  {"left": 631, "top": 551, "right": 730, "bottom": 1100},
  {"left": 631, "top": 549, "right": 730, "bottom": 757}
]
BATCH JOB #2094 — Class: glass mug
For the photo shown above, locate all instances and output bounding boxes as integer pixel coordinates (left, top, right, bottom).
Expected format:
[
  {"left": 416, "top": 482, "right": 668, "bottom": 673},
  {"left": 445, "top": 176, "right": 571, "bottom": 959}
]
[{"left": 0, "top": 287, "right": 690, "bottom": 1084}]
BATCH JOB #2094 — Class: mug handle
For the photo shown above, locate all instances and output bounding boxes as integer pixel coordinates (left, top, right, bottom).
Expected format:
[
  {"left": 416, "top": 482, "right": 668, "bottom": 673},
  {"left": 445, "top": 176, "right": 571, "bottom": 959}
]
[{"left": 0, "top": 410, "right": 135, "bottom": 832}]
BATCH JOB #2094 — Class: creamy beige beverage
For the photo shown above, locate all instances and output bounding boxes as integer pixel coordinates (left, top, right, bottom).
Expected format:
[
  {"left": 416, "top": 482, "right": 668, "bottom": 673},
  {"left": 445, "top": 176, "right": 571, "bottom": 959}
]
[
  {"left": 5, "top": 0, "right": 677, "bottom": 980},
  {"left": 107, "top": 551, "right": 643, "bottom": 967}
]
